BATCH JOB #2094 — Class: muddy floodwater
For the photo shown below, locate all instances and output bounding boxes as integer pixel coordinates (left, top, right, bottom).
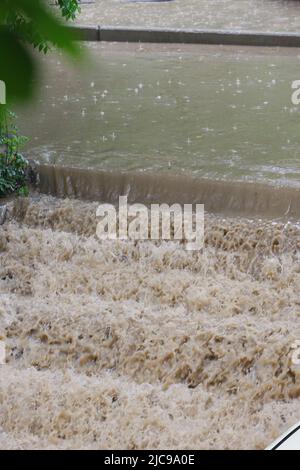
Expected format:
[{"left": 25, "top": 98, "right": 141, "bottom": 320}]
[
  {"left": 0, "top": 196, "right": 300, "bottom": 449},
  {"left": 78, "top": 0, "right": 300, "bottom": 33},
  {"left": 1, "top": 41, "right": 300, "bottom": 450},
  {"left": 18, "top": 43, "right": 300, "bottom": 187}
]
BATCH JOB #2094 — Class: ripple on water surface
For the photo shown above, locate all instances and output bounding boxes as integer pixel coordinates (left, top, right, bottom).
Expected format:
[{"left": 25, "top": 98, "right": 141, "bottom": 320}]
[{"left": 17, "top": 43, "right": 300, "bottom": 188}]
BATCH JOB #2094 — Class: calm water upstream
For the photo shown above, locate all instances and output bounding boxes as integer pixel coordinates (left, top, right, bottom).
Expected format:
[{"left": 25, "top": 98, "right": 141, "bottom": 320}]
[{"left": 18, "top": 43, "right": 300, "bottom": 189}]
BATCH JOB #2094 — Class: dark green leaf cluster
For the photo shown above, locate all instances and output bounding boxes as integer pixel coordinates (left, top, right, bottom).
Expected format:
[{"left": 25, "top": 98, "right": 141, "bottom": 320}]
[
  {"left": 0, "top": 112, "right": 29, "bottom": 196},
  {"left": 0, "top": 0, "right": 81, "bottom": 103}
]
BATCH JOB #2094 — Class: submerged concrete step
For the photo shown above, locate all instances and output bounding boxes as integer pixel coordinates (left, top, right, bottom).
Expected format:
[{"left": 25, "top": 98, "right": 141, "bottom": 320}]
[{"left": 68, "top": 24, "right": 300, "bottom": 47}]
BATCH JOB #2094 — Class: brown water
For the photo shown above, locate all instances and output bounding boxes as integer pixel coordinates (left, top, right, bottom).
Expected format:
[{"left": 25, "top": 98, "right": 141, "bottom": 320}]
[
  {"left": 36, "top": 164, "right": 300, "bottom": 219},
  {"left": 78, "top": 0, "right": 300, "bottom": 33},
  {"left": 18, "top": 43, "right": 300, "bottom": 191},
  {"left": 0, "top": 195, "right": 300, "bottom": 449}
]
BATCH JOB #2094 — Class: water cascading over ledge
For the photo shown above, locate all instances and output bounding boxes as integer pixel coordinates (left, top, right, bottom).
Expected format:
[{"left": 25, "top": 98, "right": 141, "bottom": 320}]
[{"left": 35, "top": 164, "right": 300, "bottom": 220}]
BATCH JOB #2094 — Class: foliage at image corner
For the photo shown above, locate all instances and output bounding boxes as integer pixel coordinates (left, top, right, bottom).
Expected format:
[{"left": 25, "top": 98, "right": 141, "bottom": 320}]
[
  {"left": 0, "top": 1, "right": 81, "bottom": 197},
  {"left": 0, "top": 0, "right": 81, "bottom": 103}
]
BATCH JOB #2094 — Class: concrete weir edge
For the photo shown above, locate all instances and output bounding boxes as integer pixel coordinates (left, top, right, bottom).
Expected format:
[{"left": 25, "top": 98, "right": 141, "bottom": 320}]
[{"left": 68, "top": 25, "right": 300, "bottom": 47}]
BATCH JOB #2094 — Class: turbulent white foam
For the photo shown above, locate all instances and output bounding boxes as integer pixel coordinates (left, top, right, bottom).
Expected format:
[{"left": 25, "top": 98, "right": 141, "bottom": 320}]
[{"left": 0, "top": 195, "right": 300, "bottom": 449}]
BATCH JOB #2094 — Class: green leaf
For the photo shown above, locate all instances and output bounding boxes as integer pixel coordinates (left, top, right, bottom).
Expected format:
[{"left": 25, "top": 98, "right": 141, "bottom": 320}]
[{"left": 0, "top": 28, "right": 36, "bottom": 103}]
